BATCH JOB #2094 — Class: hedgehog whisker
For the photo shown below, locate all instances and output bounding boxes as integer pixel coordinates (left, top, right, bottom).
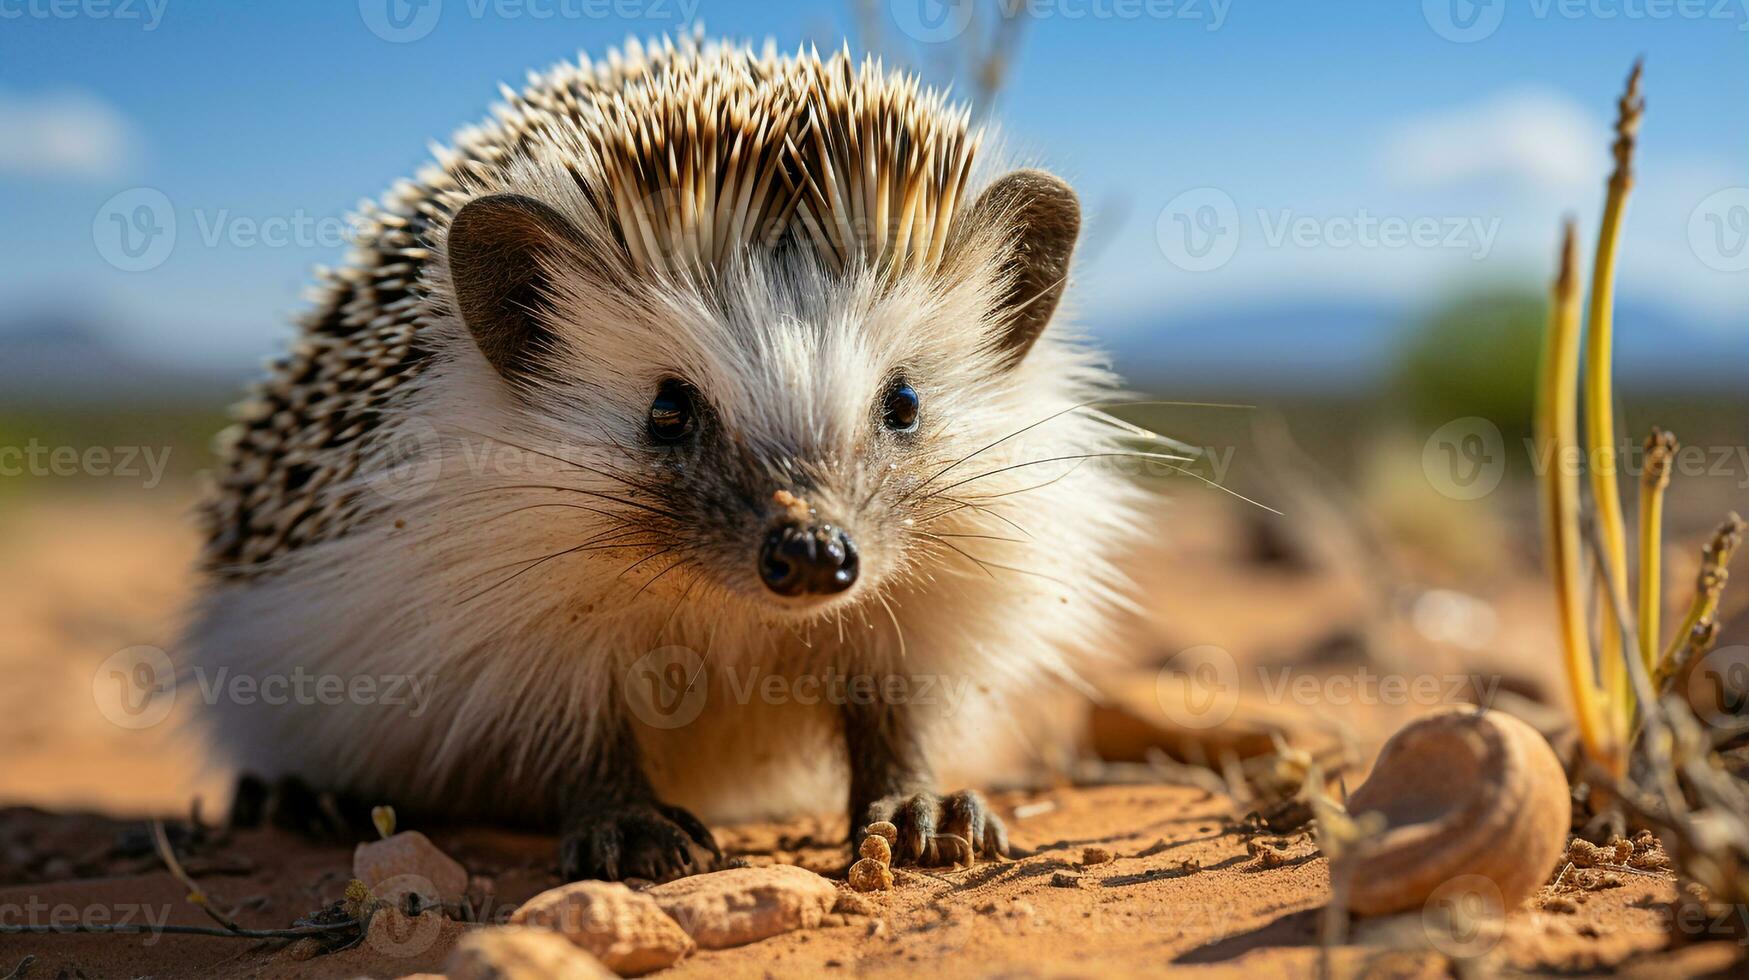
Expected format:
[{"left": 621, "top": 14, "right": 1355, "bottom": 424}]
[
  {"left": 906, "top": 530, "right": 997, "bottom": 580},
  {"left": 459, "top": 534, "right": 673, "bottom": 605},
  {"left": 874, "top": 589, "right": 907, "bottom": 661},
  {"left": 906, "top": 530, "right": 1072, "bottom": 589},
  {"left": 920, "top": 495, "right": 1037, "bottom": 540},
  {"left": 452, "top": 427, "right": 660, "bottom": 493},
  {"left": 919, "top": 531, "right": 1029, "bottom": 545},
  {"left": 958, "top": 458, "right": 1089, "bottom": 502},
  {"left": 465, "top": 484, "right": 687, "bottom": 523},
  {"left": 660, "top": 566, "right": 711, "bottom": 635},
  {"left": 470, "top": 526, "right": 672, "bottom": 579},
  {"left": 889, "top": 399, "right": 1132, "bottom": 507},
  {"left": 632, "top": 553, "right": 694, "bottom": 601},
  {"left": 478, "top": 502, "right": 648, "bottom": 527},
  {"left": 916, "top": 451, "right": 1192, "bottom": 503},
  {"left": 910, "top": 461, "right": 1088, "bottom": 531},
  {"left": 618, "top": 546, "right": 678, "bottom": 582},
  {"left": 889, "top": 397, "right": 1243, "bottom": 509}
]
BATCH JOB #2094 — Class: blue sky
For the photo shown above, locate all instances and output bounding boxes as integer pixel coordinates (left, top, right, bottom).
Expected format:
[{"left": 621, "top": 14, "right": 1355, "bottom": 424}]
[{"left": 1, "top": 0, "right": 1743, "bottom": 372}]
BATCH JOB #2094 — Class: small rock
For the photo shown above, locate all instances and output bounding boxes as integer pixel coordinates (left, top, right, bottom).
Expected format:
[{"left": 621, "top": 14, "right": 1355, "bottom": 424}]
[
  {"left": 646, "top": 865, "right": 839, "bottom": 949},
  {"left": 364, "top": 908, "right": 451, "bottom": 960},
  {"left": 1333, "top": 708, "right": 1571, "bottom": 917},
  {"left": 1608, "top": 836, "right": 1634, "bottom": 864},
  {"left": 864, "top": 821, "right": 898, "bottom": 844},
  {"left": 1080, "top": 846, "right": 1113, "bottom": 866},
  {"left": 859, "top": 834, "right": 892, "bottom": 864},
  {"left": 1253, "top": 847, "right": 1291, "bottom": 869},
  {"left": 447, "top": 926, "right": 616, "bottom": 979},
  {"left": 848, "top": 858, "right": 893, "bottom": 893},
  {"left": 354, "top": 831, "right": 469, "bottom": 909},
  {"left": 511, "top": 881, "right": 693, "bottom": 975},
  {"left": 832, "top": 890, "right": 879, "bottom": 916},
  {"left": 1049, "top": 871, "right": 1082, "bottom": 888},
  {"left": 1565, "top": 838, "right": 1609, "bottom": 868},
  {"left": 1542, "top": 896, "right": 1578, "bottom": 914}
]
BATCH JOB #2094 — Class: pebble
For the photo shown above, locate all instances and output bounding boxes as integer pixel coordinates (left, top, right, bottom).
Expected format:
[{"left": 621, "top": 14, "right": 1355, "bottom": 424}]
[
  {"left": 447, "top": 925, "right": 616, "bottom": 979},
  {"left": 510, "top": 880, "right": 694, "bottom": 975},
  {"left": 647, "top": 865, "right": 840, "bottom": 949},
  {"left": 353, "top": 831, "right": 469, "bottom": 909},
  {"left": 849, "top": 858, "right": 893, "bottom": 893}
]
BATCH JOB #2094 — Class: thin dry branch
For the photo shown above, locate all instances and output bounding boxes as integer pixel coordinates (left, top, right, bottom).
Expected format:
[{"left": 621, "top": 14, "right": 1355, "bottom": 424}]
[{"left": 1637, "top": 428, "right": 1677, "bottom": 665}]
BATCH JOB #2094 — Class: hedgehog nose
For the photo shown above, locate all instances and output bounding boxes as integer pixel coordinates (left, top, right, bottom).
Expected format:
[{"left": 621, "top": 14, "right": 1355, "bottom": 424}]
[{"left": 759, "top": 523, "right": 859, "bottom": 596}]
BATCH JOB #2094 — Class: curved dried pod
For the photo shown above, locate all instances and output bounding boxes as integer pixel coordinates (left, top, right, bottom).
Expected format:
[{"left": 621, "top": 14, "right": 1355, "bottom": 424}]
[{"left": 1334, "top": 707, "right": 1570, "bottom": 917}]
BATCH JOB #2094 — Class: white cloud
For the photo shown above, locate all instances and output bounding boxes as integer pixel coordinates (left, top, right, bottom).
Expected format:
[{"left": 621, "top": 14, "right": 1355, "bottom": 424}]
[
  {"left": 0, "top": 89, "right": 137, "bottom": 180},
  {"left": 1379, "top": 89, "right": 1607, "bottom": 197}
]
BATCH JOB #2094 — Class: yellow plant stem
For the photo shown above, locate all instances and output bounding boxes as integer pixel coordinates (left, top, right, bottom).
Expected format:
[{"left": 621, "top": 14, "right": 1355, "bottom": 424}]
[
  {"left": 1540, "top": 221, "right": 1617, "bottom": 775},
  {"left": 1583, "top": 62, "right": 1644, "bottom": 742},
  {"left": 1637, "top": 429, "right": 1675, "bottom": 672},
  {"left": 1654, "top": 513, "right": 1746, "bottom": 688}
]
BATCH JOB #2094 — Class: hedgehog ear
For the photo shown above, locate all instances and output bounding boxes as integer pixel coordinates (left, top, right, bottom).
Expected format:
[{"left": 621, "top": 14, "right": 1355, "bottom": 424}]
[
  {"left": 446, "top": 193, "right": 583, "bottom": 383},
  {"left": 970, "top": 169, "right": 1081, "bottom": 367}
]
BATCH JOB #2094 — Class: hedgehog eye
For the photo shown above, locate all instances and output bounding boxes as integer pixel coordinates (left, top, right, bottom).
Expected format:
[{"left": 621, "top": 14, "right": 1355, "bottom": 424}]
[
  {"left": 648, "top": 379, "right": 695, "bottom": 443},
  {"left": 882, "top": 382, "right": 920, "bottom": 432}
]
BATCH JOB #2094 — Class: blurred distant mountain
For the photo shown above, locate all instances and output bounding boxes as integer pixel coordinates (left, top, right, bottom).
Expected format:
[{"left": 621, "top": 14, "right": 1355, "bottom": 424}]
[
  {"left": 0, "top": 300, "right": 1739, "bottom": 409},
  {"left": 0, "top": 312, "right": 243, "bottom": 407},
  {"left": 1102, "top": 298, "right": 1747, "bottom": 393}
]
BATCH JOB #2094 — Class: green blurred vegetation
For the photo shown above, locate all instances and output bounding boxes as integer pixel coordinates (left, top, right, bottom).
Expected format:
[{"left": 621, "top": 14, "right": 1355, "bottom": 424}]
[
  {"left": 0, "top": 403, "right": 226, "bottom": 503},
  {"left": 1391, "top": 288, "right": 1547, "bottom": 451}
]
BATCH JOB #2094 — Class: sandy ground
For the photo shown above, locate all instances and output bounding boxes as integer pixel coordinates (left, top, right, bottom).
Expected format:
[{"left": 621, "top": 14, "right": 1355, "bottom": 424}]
[{"left": 0, "top": 490, "right": 1743, "bottom": 977}]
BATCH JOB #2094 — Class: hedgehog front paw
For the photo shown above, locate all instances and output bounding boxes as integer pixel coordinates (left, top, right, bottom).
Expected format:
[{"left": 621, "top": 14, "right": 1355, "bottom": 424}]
[
  {"left": 857, "top": 788, "right": 1009, "bottom": 866},
  {"left": 560, "top": 801, "right": 721, "bottom": 883},
  {"left": 227, "top": 772, "right": 377, "bottom": 841}
]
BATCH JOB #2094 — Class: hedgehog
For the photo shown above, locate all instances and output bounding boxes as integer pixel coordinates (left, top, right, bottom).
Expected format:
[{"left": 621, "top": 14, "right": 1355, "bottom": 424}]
[{"left": 183, "top": 31, "right": 1156, "bottom": 882}]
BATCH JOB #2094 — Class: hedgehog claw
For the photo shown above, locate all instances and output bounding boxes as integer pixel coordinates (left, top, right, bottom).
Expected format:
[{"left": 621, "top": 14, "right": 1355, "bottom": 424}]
[
  {"left": 858, "top": 789, "right": 1007, "bottom": 866},
  {"left": 560, "top": 801, "right": 718, "bottom": 884}
]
